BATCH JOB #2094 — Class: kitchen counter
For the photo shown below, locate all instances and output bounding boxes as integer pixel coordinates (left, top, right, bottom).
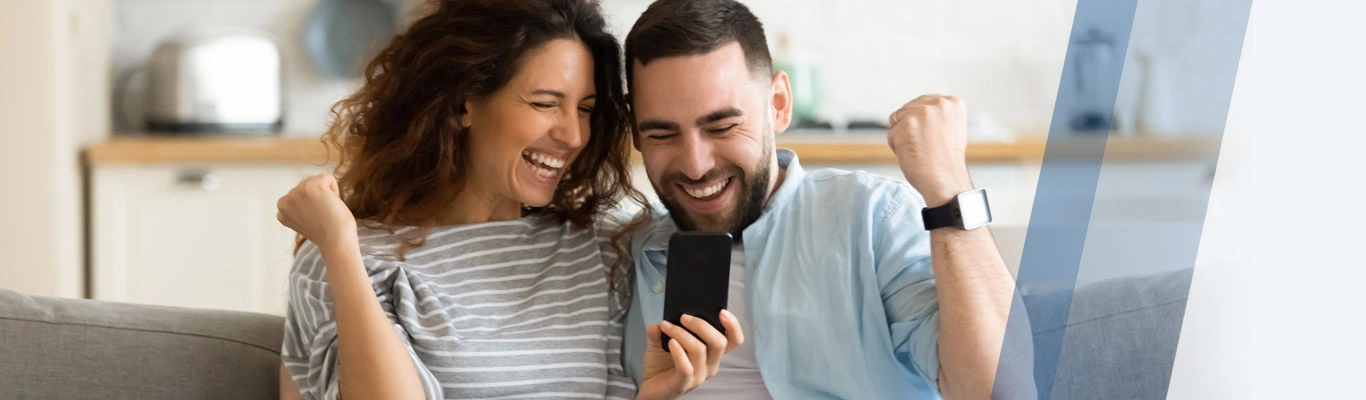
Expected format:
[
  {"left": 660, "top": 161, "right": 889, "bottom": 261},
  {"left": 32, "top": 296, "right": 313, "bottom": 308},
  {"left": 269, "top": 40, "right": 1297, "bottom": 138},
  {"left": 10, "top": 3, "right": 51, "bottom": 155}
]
[
  {"left": 87, "top": 135, "right": 332, "bottom": 165},
  {"left": 84, "top": 133, "right": 1220, "bottom": 166},
  {"left": 780, "top": 132, "right": 1220, "bottom": 163}
]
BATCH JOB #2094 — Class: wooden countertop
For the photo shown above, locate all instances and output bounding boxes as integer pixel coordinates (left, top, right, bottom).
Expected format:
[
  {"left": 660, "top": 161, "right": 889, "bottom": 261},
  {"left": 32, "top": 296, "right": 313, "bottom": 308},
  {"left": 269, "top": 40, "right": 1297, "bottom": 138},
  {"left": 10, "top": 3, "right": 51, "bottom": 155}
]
[
  {"left": 85, "top": 133, "right": 1220, "bottom": 166},
  {"left": 87, "top": 136, "right": 334, "bottom": 166}
]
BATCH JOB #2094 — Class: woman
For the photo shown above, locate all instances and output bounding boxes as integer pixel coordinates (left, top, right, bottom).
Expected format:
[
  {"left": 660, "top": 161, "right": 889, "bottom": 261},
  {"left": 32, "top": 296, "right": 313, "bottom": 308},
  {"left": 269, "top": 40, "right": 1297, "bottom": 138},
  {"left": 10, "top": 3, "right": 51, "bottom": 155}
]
[{"left": 275, "top": 1, "right": 741, "bottom": 399}]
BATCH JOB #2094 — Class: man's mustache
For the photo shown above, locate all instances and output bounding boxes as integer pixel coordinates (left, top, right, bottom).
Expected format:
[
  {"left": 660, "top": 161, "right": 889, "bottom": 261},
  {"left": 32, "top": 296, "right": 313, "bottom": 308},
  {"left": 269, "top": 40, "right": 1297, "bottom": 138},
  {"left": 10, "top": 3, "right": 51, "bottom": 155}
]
[{"left": 662, "top": 166, "right": 744, "bottom": 187}]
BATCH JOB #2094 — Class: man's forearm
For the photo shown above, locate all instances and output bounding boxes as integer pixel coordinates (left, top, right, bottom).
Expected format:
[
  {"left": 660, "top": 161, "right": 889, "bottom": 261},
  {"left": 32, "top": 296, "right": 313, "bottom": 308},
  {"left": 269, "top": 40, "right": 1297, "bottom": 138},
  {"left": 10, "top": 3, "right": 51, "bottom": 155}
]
[
  {"left": 930, "top": 227, "right": 1015, "bottom": 399},
  {"left": 885, "top": 94, "right": 1026, "bottom": 398}
]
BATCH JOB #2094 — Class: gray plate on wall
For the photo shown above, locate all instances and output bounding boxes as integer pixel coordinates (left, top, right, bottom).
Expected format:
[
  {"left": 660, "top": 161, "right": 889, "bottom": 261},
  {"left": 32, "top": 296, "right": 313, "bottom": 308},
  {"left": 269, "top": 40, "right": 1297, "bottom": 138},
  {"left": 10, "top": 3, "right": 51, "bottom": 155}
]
[{"left": 304, "top": 0, "right": 397, "bottom": 79}]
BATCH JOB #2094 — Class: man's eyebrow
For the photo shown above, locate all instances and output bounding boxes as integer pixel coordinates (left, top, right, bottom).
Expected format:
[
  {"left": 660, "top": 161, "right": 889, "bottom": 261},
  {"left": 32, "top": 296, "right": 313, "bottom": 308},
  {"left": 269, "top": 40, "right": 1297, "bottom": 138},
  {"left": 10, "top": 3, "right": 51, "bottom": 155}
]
[
  {"left": 696, "top": 107, "right": 744, "bottom": 126},
  {"left": 637, "top": 120, "right": 679, "bottom": 132},
  {"left": 638, "top": 107, "right": 743, "bottom": 132}
]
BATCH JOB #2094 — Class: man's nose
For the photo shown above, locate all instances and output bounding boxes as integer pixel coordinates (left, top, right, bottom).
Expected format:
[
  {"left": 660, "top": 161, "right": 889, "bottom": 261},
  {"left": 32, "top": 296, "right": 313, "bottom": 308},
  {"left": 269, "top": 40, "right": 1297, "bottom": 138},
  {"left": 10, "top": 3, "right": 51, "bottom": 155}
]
[{"left": 678, "top": 134, "right": 715, "bottom": 181}]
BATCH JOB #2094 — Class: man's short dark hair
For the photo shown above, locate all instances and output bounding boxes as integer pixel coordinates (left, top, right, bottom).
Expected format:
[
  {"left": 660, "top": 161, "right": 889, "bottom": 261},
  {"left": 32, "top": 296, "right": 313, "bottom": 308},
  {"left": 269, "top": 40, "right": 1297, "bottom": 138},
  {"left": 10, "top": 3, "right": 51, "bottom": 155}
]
[{"left": 624, "top": 0, "right": 772, "bottom": 91}]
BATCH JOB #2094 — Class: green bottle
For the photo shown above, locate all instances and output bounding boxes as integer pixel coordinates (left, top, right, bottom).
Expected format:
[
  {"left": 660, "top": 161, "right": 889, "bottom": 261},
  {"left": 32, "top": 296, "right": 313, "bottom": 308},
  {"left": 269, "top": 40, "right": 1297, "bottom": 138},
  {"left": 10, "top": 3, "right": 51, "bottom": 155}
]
[{"left": 773, "top": 33, "right": 821, "bottom": 125}]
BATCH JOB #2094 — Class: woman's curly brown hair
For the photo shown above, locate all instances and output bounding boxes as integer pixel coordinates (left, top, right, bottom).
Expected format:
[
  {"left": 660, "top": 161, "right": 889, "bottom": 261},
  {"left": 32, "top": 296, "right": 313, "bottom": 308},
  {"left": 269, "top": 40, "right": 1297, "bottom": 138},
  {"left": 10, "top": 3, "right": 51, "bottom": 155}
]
[{"left": 317, "top": 0, "right": 649, "bottom": 295}]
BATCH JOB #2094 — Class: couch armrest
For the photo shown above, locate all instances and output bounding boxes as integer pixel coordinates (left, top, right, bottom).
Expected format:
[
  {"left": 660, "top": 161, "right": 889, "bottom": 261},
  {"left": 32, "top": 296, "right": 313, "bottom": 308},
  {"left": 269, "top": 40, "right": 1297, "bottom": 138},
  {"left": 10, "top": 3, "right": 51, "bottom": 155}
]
[{"left": 0, "top": 290, "right": 284, "bottom": 400}]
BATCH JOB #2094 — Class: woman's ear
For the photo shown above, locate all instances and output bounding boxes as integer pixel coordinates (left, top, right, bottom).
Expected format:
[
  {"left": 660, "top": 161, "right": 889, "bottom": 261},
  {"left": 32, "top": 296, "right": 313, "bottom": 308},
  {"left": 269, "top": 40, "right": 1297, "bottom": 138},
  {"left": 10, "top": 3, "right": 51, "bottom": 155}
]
[{"left": 460, "top": 100, "right": 476, "bottom": 129}]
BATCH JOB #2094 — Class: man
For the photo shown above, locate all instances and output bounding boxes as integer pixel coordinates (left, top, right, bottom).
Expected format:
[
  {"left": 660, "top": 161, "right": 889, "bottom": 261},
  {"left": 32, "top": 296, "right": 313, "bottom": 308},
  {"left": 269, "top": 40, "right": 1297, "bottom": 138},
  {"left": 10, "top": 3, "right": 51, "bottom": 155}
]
[{"left": 621, "top": 0, "right": 1035, "bottom": 399}]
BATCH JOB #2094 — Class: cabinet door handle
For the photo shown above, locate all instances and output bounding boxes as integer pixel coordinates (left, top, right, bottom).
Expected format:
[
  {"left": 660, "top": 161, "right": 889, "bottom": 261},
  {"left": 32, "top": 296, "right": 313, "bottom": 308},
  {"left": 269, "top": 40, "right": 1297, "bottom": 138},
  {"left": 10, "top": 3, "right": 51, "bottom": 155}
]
[{"left": 176, "top": 170, "right": 220, "bottom": 191}]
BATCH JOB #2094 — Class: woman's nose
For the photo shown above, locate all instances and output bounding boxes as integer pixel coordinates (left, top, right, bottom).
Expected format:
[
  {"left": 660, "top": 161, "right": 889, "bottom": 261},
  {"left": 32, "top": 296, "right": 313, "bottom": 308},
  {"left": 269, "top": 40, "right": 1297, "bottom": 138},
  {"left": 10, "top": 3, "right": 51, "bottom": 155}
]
[{"left": 552, "top": 113, "right": 587, "bottom": 150}]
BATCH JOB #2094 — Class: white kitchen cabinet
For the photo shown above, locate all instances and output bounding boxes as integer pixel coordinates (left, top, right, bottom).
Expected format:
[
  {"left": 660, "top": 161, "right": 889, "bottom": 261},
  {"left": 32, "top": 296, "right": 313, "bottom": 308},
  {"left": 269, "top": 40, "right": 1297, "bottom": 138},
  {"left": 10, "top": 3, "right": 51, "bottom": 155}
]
[{"left": 91, "top": 163, "right": 327, "bottom": 315}]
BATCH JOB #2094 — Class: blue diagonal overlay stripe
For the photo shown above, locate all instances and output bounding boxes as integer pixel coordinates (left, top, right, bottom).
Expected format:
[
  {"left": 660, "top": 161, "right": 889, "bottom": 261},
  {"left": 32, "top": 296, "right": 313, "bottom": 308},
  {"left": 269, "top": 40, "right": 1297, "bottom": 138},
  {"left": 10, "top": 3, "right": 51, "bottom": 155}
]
[
  {"left": 993, "top": 0, "right": 1253, "bottom": 399},
  {"left": 999, "top": 0, "right": 1141, "bottom": 396}
]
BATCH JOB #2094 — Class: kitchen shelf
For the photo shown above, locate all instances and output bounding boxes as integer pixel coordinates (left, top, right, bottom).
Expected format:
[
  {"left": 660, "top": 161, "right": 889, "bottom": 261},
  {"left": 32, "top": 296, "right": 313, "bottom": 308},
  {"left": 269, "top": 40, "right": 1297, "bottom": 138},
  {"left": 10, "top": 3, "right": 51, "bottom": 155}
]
[{"left": 85, "top": 132, "right": 1221, "bottom": 166}]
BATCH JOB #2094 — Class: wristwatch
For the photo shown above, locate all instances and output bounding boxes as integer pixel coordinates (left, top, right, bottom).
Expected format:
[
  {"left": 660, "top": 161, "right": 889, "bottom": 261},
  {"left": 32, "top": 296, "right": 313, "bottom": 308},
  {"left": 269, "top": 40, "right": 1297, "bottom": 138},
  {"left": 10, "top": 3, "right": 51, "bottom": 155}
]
[{"left": 921, "top": 188, "right": 993, "bottom": 230}]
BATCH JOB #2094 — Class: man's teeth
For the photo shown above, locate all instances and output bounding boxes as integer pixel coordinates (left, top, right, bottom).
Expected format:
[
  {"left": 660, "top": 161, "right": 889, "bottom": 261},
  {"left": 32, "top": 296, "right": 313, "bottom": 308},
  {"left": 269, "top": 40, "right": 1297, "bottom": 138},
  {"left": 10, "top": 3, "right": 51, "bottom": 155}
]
[
  {"left": 523, "top": 150, "right": 565, "bottom": 169},
  {"left": 685, "top": 180, "right": 727, "bottom": 198}
]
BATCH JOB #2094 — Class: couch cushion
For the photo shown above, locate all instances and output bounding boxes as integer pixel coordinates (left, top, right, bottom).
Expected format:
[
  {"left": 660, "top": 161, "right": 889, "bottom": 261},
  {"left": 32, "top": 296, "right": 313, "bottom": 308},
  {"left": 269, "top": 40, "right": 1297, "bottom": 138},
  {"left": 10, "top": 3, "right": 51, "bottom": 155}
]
[
  {"left": 1024, "top": 268, "right": 1194, "bottom": 400},
  {"left": 0, "top": 290, "right": 284, "bottom": 400}
]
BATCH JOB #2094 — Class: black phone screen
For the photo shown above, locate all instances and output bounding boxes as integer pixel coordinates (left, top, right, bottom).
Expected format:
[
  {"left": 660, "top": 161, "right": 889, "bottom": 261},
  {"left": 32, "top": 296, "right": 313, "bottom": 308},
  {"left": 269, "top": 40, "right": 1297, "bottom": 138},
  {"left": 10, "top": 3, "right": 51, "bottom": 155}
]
[{"left": 660, "top": 232, "right": 733, "bottom": 351}]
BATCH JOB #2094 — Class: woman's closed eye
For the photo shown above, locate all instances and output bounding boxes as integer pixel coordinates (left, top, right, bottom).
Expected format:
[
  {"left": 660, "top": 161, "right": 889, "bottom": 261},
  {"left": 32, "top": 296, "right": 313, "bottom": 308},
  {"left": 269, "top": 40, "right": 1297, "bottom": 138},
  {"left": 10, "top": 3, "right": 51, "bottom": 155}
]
[{"left": 530, "top": 102, "right": 592, "bottom": 114}]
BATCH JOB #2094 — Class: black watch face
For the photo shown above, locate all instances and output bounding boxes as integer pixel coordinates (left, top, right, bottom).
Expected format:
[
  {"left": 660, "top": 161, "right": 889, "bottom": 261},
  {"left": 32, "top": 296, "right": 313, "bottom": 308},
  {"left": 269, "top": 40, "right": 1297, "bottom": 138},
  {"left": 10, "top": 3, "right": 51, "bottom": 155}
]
[{"left": 958, "top": 189, "right": 993, "bottom": 230}]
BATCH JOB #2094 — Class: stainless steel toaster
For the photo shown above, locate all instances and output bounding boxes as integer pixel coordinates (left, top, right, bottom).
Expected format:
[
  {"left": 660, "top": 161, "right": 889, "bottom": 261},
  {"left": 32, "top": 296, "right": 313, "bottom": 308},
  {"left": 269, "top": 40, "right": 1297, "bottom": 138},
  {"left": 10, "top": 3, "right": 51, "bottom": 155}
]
[{"left": 145, "top": 30, "right": 283, "bottom": 134}]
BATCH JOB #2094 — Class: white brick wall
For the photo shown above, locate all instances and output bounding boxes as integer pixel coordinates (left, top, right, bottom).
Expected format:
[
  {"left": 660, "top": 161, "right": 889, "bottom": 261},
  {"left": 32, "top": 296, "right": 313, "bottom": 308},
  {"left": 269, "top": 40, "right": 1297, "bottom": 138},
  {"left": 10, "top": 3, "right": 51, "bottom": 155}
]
[
  {"left": 113, "top": 0, "right": 1078, "bottom": 135},
  {"left": 603, "top": 0, "right": 1076, "bottom": 130}
]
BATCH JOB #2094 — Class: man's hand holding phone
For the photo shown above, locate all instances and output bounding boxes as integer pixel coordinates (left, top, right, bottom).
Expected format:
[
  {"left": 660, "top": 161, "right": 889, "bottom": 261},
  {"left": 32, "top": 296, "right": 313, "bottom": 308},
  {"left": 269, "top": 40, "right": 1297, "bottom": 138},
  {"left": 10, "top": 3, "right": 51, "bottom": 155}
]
[
  {"left": 635, "top": 232, "right": 743, "bottom": 399},
  {"left": 636, "top": 310, "right": 744, "bottom": 400}
]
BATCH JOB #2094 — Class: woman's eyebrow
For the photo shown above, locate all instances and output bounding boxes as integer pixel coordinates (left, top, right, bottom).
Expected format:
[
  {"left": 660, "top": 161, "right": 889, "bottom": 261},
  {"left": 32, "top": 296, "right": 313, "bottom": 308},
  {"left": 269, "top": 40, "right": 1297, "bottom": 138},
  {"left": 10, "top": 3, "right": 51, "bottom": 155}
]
[{"left": 530, "top": 89, "right": 565, "bottom": 98}]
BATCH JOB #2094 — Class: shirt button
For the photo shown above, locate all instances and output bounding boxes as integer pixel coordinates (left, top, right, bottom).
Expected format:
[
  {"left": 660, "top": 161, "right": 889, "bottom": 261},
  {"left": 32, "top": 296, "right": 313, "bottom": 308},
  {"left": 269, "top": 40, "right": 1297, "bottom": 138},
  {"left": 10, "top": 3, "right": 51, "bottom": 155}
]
[{"left": 651, "top": 283, "right": 664, "bottom": 294}]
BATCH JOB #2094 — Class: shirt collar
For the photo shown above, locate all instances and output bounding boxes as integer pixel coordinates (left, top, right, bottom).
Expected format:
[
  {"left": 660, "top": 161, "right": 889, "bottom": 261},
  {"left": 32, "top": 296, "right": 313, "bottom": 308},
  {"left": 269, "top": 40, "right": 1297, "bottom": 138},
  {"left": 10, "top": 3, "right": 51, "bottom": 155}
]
[
  {"left": 641, "top": 148, "right": 805, "bottom": 252},
  {"left": 766, "top": 148, "right": 805, "bottom": 215}
]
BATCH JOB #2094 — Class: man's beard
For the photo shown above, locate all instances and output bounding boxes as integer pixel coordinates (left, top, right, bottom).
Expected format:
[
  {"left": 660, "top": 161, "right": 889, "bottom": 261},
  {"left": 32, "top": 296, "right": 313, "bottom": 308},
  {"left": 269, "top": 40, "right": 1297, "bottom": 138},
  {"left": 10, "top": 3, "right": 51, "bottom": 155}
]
[{"left": 656, "top": 150, "right": 772, "bottom": 242}]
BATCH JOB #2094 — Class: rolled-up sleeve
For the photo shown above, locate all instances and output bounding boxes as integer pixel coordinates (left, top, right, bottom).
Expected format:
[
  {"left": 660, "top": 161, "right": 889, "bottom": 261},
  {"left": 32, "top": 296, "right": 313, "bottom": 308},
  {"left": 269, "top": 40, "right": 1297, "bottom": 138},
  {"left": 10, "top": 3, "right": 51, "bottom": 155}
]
[
  {"left": 280, "top": 243, "right": 445, "bottom": 400},
  {"left": 873, "top": 184, "right": 942, "bottom": 390}
]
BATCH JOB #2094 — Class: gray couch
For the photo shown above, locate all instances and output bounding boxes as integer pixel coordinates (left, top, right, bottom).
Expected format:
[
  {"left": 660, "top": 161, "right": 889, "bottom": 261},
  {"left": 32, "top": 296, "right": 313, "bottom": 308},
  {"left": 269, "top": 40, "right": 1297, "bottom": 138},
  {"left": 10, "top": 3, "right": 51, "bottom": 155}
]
[
  {"left": 0, "top": 269, "right": 1192, "bottom": 400},
  {"left": 0, "top": 290, "right": 283, "bottom": 399},
  {"left": 1023, "top": 268, "right": 1193, "bottom": 400}
]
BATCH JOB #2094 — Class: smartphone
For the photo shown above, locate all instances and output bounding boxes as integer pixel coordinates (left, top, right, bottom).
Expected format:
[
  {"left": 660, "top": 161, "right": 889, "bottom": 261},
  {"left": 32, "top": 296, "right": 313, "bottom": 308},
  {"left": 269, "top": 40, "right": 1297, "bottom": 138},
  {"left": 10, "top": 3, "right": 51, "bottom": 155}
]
[{"left": 660, "top": 232, "right": 733, "bottom": 351}]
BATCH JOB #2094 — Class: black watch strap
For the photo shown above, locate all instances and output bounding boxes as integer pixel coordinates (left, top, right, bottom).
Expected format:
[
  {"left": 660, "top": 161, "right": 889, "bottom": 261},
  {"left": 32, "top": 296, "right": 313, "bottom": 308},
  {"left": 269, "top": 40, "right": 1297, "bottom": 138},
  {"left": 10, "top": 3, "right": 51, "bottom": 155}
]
[{"left": 921, "top": 201, "right": 960, "bottom": 230}]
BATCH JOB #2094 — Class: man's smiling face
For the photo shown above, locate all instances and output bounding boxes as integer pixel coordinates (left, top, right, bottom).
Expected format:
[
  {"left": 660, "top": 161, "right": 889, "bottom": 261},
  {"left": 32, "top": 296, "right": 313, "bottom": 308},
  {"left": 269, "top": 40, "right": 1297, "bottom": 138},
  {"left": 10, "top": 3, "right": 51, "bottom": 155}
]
[{"left": 631, "top": 42, "right": 789, "bottom": 237}]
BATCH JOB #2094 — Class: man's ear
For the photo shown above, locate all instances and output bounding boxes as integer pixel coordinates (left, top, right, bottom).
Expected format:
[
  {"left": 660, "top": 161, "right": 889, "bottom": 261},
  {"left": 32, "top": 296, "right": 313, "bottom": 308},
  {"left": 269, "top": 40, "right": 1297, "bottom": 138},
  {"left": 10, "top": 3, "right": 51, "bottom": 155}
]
[
  {"left": 626, "top": 92, "right": 643, "bottom": 152},
  {"left": 769, "top": 70, "right": 794, "bottom": 135}
]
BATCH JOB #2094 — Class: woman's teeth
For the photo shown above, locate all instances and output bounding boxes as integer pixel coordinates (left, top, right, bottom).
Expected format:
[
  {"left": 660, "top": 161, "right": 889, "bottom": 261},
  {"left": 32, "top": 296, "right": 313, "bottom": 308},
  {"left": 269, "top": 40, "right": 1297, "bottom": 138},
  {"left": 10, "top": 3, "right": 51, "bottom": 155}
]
[
  {"left": 522, "top": 150, "right": 565, "bottom": 178},
  {"left": 531, "top": 164, "right": 557, "bottom": 177},
  {"left": 685, "top": 179, "right": 728, "bottom": 199},
  {"left": 524, "top": 151, "right": 565, "bottom": 168}
]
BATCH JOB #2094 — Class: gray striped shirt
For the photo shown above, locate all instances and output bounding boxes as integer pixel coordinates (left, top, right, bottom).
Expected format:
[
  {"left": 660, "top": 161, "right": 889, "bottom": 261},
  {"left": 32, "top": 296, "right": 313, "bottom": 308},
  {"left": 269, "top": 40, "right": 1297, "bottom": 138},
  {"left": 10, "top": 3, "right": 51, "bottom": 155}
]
[{"left": 281, "top": 214, "right": 635, "bottom": 400}]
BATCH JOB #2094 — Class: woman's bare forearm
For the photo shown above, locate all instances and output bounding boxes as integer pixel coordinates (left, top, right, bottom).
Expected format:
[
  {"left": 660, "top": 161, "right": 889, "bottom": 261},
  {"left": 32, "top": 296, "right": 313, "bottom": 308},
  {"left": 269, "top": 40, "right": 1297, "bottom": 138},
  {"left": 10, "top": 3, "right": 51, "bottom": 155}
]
[
  {"left": 280, "top": 360, "right": 304, "bottom": 400},
  {"left": 321, "top": 245, "right": 427, "bottom": 400}
]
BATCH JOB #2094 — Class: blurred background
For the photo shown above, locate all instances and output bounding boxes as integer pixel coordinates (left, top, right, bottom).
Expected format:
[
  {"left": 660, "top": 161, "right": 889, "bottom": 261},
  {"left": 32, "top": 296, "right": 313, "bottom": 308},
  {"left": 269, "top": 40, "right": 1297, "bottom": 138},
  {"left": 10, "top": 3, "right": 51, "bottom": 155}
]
[{"left": 1, "top": 0, "right": 1222, "bottom": 315}]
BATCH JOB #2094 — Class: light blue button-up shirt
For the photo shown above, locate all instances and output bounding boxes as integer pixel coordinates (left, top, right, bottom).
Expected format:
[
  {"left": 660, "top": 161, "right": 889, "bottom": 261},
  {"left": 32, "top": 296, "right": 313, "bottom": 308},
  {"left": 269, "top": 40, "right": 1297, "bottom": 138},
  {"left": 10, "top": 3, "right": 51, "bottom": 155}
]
[{"left": 624, "top": 149, "right": 942, "bottom": 399}]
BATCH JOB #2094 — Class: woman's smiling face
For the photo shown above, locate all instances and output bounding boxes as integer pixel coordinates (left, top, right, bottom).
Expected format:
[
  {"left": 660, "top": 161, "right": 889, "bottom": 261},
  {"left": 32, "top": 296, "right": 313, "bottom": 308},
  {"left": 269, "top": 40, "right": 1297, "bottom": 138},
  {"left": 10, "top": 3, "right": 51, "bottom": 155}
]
[{"left": 462, "top": 38, "right": 598, "bottom": 209}]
